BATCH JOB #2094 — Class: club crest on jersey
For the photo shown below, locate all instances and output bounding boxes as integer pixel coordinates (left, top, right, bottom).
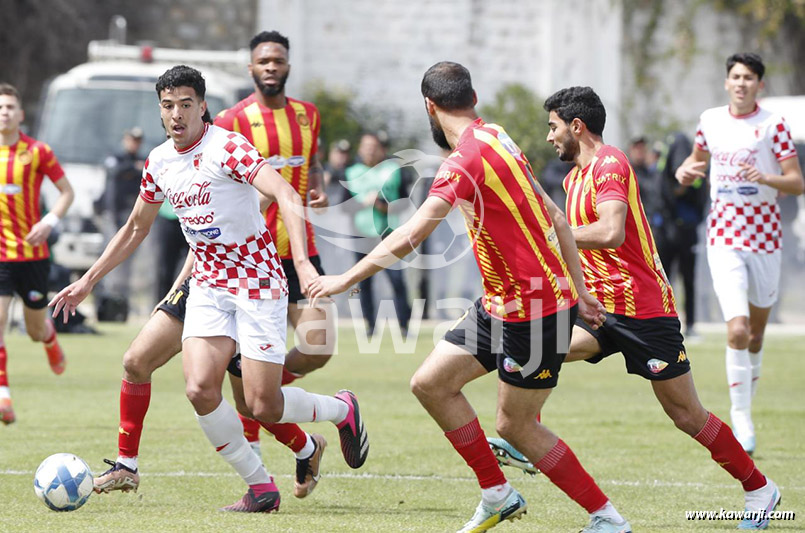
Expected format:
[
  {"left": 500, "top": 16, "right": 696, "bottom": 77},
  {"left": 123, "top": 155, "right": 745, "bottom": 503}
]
[
  {"left": 503, "top": 357, "right": 523, "bottom": 373},
  {"left": 193, "top": 153, "right": 203, "bottom": 169},
  {"left": 199, "top": 227, "right": 221, "bottom": 239},
  {"left": 17, "top": 150, "right": 32, "bottom": 165},
  {"left": 647, "top": 358, "right": 668, "bottom": 374},
  {"left": 296, "top": 113, "right": 310, "bottom": 127}
]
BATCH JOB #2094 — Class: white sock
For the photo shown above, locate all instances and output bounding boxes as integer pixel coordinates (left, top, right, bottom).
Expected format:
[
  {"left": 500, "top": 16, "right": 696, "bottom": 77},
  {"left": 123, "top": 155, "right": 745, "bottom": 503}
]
[
  {"left": 0, "top": 386, "right": 10, "bottom": 400},
  {"left": 117, "top": 456, "right": 138, "bottom": 471},
  {"left": 481, "top": 482, "right": 512, "bottom": 505},
  {"left": 196, "top": 399, "right": 271, "bottom": 486},
  {"left": 592, "top": 501, "right": 626, "bottom": 524},
  {"left": 278, "top": 387, "right": 349, "bottom": 425},
  {"left": 294, "top": 433, "right": 315, "bottom": 459},
  {"left": 749, "top": 349, "right": 763, "bottom": 397},
  {"left": 726, "top": 347, "right": 753, "bottom": 434}
]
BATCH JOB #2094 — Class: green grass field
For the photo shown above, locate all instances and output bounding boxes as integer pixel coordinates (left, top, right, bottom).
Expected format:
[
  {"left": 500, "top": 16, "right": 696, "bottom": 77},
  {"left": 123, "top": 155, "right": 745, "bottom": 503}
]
[{"left": 0, "top": 322, "right": 803, "bottom": 532}]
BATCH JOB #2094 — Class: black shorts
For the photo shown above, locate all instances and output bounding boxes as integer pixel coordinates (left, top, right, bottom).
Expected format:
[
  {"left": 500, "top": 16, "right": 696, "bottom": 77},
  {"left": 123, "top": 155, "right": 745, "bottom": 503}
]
[
  {"left": 0, "top": 259, "right": 50, "bottom": 309},
  {"left": 156, "top": 276, "right": 191, "bottom": 322},
  {"left": 282, "top": 255, "right": 325, "bottom": 304},
  {"left": 577, "top": 313, "right": 691, "bottom": 381},
  {"left": 443, "top": 298, "right": 578, "bottom": 389},
  {"left": 156, "top": 276, "right": 244, "bottom": 377}
]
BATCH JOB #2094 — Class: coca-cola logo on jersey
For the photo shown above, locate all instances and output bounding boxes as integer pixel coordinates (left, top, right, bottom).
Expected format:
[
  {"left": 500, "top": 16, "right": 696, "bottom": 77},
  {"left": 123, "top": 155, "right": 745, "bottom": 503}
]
[
  {"left": 711, "top": 148, "right": 758, "bottom": 168},
  {"left": 166, "top": 181, "right": 212, "bottom": 209}
]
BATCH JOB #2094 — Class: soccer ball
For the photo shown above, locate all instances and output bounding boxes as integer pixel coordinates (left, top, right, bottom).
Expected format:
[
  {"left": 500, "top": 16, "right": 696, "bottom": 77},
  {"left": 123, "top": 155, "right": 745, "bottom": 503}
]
[{"left": 33, "top": 453, "right": 93, "bottom": 511}]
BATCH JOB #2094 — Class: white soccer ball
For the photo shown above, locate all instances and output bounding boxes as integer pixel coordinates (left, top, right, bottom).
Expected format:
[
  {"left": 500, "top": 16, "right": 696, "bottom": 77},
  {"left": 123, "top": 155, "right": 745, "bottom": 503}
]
[{"left": 33, "top": 453, "right": 93, "bottom": 511}]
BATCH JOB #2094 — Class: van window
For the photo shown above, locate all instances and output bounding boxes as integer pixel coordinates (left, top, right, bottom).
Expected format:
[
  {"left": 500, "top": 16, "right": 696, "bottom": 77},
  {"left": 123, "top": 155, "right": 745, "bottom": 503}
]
[{"left": 39, "top": 87, "right": 225, "bottom": 165}]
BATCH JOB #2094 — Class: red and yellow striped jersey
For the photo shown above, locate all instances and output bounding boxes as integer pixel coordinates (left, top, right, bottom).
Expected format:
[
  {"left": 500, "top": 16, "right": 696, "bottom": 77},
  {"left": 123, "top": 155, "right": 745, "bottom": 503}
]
[
  {"left": 0, "top": 133, "right": 65, "bottom": 262},
  {"left": 214, "top": 94, "right": 320, "bottom": 259},
  {"left": 563, "top": 145, "right": 676, "bottom": 318},
  {"left": 429, "top": 118, "right": 577, "bottom": 321}
]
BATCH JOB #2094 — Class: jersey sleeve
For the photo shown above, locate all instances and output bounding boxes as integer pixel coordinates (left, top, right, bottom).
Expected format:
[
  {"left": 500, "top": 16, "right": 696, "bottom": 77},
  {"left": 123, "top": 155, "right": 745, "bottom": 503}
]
[
  {"left": 593, "top": 152, "right": 630, "bottom": 204},
  {"left": 38, "top": 143, "right": 65, "bottom": 183},
  {"left": 694, "top": 119, "right": 709, "bottom": 152},
  {"left": 219, "top": 132, "right": 266, "bottom": 184},
  {"left": 213, "top": 108, "right": 240, "bottom": 133},
  {"left": 772, "top": 118, "right": 798, "bottom": 162},
  {"left": 139, "top": 158, "right": 164, "bottom": 204},
  {"left": 428, "top": 156, "right": 478, "bottom": 206}
]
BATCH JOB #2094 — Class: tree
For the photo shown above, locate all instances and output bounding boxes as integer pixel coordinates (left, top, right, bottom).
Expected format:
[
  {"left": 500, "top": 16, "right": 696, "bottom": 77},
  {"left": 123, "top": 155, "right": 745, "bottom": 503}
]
[{"left": 479, "top": 83, "right": 555, "bottom": 174}]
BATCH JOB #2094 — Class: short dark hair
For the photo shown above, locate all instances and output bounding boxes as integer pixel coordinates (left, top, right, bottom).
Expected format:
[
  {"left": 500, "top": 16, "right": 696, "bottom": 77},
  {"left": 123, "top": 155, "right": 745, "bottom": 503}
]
[
  {"left": 543, "top": 86, "right": 606, "bottom": 136},
  {"left": 0, "top": 83, "right": 20, "bottom": 104},
  {"left": 156, "top": 65, "right": 211, "bottom": 123},
  {"left": 421, "top": 62, "right": 475, "bottom": 111},
  {"left": 250, "top": 31, "right": 290, "bottom": 53},
  {"left": 726, "top": 52, "right": 765, "bottom": 80}
]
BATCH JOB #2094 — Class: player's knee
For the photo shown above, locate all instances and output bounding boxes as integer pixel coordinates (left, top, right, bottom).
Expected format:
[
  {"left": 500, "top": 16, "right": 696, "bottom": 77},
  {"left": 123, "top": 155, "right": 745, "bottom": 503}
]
[
  {"left": 410, "top": 371, "right": 438, "bottom": 403},
  {"left": 122, "top": 351, "right": 151, "bottom": 382},
  {"left": 495, "top": 416, "right": 519, "bottom": 443},
  {"left": 748, "top": 332, "right": 764, "bottom": 353},
  {"left": 185, "top": 381, "right": 219, "bottom": 412},
  {"left": 26, "top": 323, "right": 47, "bottom": 342},
  {"left": 727, "top": 323, "right": 749, "bottom": 347},
  {"left": 248, "top": 400, "right": 282, "bottom": 424}
]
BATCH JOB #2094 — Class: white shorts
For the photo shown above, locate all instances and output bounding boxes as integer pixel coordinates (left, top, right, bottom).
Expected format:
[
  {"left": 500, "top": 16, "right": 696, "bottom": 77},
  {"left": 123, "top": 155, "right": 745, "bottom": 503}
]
[
  {"left": 183, "top": 284, "right": 288, "bottom": 364},
  {"left": 707, "top": 246, "right": 781, "bottom": 321}
]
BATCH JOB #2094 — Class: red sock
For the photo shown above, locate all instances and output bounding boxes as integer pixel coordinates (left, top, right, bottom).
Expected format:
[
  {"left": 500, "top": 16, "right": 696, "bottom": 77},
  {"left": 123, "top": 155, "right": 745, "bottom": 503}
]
[
  {"left": 239, "top": 413, "right": 261, "bottom": 443},
  {"left": 250, "top": 478, "right": 278, "bottom": 496},
  {"left": 536, "top": 439, "right": 609, "bottom": 513},
  {"left": 118, "top": 380, "right": 151, "bottom": 459},
  {"left": 260, "top": 421, "right": 307, "bottom": 453},
  {"left": 0, "top": 346, "right": 8, "bottom": 387},
  {"left": 43, "top": 321, "right": 56, "bottom": 345},
  {"left": 281, "top": 367, "right": 300, "bottom": 385},
  {"left": 693, "top": 412, "right": 766, "bottom": 491},
  {"left": 445, "top": 418, "right": 506, "bottom": 489}
]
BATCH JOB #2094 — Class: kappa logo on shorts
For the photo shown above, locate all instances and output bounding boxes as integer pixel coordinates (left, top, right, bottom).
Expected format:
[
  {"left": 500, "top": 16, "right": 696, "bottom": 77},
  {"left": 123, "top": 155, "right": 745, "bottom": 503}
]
[
  {"left": 27, "top": 290, "right": 44, "bottom": 302},
  {"left": 259, "top": 343, "right": 273, "bottom": 351},
  {"left": 502, "top": 357, "right": 522, "bottom": 373},
  {"left": 647, "top": 358, "right": 669, "bottom": 374},
  {"left": 534, "top": 369, "right": 553, "bottom": 380},
  {"left": 677, "top": 351, "right": 687, "bottom": 363}
]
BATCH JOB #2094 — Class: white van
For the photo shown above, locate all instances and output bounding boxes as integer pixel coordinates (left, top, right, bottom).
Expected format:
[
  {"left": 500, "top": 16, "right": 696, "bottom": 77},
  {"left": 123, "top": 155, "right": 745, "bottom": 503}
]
[{"left": 36, "top": 41, "right": 251, "bottom": 270}]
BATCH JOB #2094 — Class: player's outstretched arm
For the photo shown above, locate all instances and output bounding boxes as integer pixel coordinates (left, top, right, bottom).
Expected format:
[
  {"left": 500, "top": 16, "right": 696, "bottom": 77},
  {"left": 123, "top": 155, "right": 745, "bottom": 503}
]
[
  {"left": 740, "top": 156, "right": 805, "bottom": 196},
  {"left": 25, "top": 176, "right": 75, "bottom": 246},
  {"left": 538, "top": 184, "right": 605, "bottom": 328},
  {"left": 49, "top": 198, "right": 161, "bottom": 322},
  {"left": 251, "top": 164, "right": 317, "bottom": 292},
  {"left": 308, "top": 196, "right": 451, "bottom": 300},
  {"left": 675, "top": 147, "right": 709, "bottom": 186}
]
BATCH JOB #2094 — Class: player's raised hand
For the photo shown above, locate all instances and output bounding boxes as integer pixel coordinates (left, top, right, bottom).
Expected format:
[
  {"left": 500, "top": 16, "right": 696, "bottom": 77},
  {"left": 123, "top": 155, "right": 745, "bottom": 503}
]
[
  {"left": 675, "top": 161, "right": 707, "bottom": 186},
  {"left": 49, "top": 278, "right": 93, "bottom": 323},
  {"left": 739, "top": 163, "right": 767, "bottom": 184},
  {"left": 24, "top": 220, "right": 53, "bottom": 246},
  {"left": 578, "top": 290, "right": 606, "bottom": 330}
]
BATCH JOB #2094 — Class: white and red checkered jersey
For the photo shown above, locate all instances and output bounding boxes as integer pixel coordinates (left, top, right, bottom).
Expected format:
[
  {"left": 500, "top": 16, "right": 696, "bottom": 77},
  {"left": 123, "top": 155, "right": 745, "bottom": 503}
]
[
  {"left": 140, "top": 124, "right": 287, "bottom": 299},
  {"left": 695, "top": 104, "right": 797, "bottom": 253}
]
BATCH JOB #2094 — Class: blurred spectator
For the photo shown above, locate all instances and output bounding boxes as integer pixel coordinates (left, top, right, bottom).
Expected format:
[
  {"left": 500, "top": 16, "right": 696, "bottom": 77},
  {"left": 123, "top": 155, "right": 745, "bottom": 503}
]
[
  {"left": 655, "top": 132, "right": 707, "bottom": 337},
  {"left": 153, "top": 201, "right": 189, "bottom": 305},
  {"left": 94, "top": 128, "right": 146, "bottom": 316},
  {"left": 629, "top": 136, "right": 664, "bottom": 228},
  {"left": 323, "top": 138, "right": 351, "bottom": 197},
  {"left": 541, "top": 158, "right": 574, "bottom": 207},
  {"left": 343, "top": 132, "right": 411, "bottom": 334}
]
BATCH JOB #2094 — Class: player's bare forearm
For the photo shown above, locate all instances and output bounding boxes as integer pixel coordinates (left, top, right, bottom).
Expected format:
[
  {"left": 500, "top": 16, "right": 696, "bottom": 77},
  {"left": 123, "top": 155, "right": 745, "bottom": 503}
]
[
  {"left": 552, "top": 215, "right": 587, "bottom": 295},
  {"left": 308, "top": 154, "right": 324, "bottom": 194},
  {"left": 572, "top": 200, "right": 627, "bottom": 250},
  {"left": 746, "top": 158, "right": 805, "bottom": 195},
  {"left": 50, "top": 178, "right": 75, "bottom": 218},
  {"left": 252, "top": 164, "right": 310, "bottom": 262},
  {"left": 343, "top": 196, "right": 449, "bottom": 287}
]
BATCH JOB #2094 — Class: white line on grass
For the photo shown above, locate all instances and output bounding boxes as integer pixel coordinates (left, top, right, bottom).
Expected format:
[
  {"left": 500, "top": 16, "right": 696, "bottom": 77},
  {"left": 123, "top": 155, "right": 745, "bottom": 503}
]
[{"left": 2, "top": 469, "right": 802, "bottom": 491}]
